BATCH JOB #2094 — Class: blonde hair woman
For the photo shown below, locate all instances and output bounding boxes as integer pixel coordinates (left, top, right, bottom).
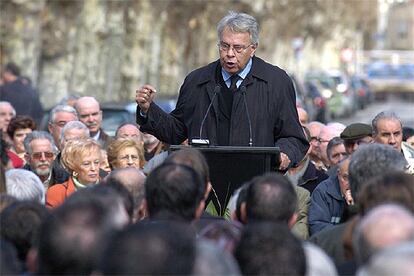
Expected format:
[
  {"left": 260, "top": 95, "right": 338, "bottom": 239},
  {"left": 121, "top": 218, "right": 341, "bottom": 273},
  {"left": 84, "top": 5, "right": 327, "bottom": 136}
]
[
  {"left": 107, "top": 139, "right": 145, "bottom": 170},
  {"left": 46, "top": 138, "right": 101, "bottom": 208}
]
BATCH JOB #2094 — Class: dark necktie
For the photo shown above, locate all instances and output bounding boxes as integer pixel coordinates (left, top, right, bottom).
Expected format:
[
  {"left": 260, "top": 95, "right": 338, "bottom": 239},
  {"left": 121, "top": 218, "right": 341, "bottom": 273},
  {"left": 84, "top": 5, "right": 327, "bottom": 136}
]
[{"left": 230, "top": 74, "right": 239, "bottom": 92}]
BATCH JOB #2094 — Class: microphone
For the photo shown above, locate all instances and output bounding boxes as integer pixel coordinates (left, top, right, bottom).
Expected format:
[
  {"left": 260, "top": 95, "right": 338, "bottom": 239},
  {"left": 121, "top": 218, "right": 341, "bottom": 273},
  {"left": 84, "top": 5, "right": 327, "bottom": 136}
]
[
  {"left": 191, "top": 85, "right": 221, "bottom": 146},
  {"left": 241, "top": 85, "right": 253, "bottom": 147}
]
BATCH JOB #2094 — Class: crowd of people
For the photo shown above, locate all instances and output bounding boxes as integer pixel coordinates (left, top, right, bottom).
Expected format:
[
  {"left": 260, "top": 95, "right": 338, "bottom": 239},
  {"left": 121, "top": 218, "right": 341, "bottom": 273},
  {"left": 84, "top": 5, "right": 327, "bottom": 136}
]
[{"left": 1, "top": 10, "right": 414, "bottom": 276}]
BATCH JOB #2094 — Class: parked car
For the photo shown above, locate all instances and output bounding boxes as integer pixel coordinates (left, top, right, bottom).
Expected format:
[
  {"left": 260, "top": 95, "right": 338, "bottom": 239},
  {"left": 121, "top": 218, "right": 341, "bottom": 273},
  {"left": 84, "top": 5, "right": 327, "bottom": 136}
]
[
  {"left": 305, "top": 71, "right": 348, "bottom": 119},
  {"left": 350, "top": 75, "right": 373, "bottom": 109}
]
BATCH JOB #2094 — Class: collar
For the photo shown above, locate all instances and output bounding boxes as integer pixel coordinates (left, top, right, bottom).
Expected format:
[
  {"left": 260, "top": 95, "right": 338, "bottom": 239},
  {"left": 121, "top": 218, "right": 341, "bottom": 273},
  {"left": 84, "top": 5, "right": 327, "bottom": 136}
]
[
  {"left": 42, "top": 172, "right": 52, "bottom": 188},
  {"left": 92, "top": 130, "right": 100, "bottom": 141},
  {"left": 196, "top": 56, "right": 270, "bottom": 86},
  {"left": 325, "top": 176, "right": 344, "bottom": 201},
  {"left": 221, "top": 57, "right": 252, "bottom": 83}
]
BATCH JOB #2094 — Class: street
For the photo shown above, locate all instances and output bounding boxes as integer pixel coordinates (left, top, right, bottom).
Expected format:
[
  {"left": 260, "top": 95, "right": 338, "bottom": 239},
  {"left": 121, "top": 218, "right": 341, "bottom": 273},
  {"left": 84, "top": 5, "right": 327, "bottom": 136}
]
[{"left": 336, "top": 96, "right": 414, "bottom": 128}]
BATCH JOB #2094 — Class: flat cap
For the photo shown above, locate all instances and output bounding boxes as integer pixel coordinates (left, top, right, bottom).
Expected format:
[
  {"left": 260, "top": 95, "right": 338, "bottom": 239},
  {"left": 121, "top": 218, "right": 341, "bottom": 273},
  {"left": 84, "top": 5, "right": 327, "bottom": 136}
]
[{"left": 340, "top": 123, "right": 372, "bottom": 140}]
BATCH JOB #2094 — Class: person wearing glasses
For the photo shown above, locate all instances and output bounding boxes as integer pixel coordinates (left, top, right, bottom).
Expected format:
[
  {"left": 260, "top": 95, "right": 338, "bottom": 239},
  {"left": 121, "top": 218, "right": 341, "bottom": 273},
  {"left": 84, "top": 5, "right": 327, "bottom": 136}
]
[
  {"left": 106, "top": 138, "right": 145, "bottom": 170},
  {"left": 46, "top": 138, "right": 101, "bottom": 208},
  {"left": 135, "top": 11, "right": 308, "bottom": 171},
  {"left": 23, "top": 131, "right": 68, "bottom": 189}
]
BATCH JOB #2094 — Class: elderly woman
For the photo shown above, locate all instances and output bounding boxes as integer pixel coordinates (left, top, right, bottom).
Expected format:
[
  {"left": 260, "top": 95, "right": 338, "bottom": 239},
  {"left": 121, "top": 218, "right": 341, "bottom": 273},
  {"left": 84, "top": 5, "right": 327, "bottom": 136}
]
[
  {"left": 107, "top": 138, "right": 145, "bottom": 170},
  {"left": 7, "top": 115, "right": 36, "bottom": 164},
  {"left": 46, "top": 138, "right": 101, "bottom": 208}
]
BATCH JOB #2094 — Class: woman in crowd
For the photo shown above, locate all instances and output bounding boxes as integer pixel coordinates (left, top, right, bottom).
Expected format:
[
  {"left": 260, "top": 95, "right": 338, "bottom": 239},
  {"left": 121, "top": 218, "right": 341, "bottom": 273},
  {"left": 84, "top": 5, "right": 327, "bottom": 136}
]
[
  {"left": 106, "top": 138, "right": 145, "bottom": 170},
  {"left": 46, "top": 138, "right": 101, "bottom": 208},
  {"left": 7, "top": 115, "right": 36, "bottom": 166}
]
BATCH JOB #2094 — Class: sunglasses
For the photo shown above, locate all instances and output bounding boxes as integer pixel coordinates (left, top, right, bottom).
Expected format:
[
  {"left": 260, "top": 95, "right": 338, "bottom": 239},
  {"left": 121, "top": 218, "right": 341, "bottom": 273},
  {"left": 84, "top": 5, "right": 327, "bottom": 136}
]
[{"left": 31, "top": 152, "right": 55, "bottom": 160}]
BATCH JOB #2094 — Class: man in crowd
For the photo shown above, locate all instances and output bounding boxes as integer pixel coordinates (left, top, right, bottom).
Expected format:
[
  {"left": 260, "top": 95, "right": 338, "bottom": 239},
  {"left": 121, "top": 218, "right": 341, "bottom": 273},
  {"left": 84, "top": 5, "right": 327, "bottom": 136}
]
[
  {"left": 75, "top": 96, "right": 112, "bottom": 149},
  {"left": 372, "top": 111, "right": 414, "bottom": 172},
  {"left": 136, "top": 11, "right": 308, "bottom": 171},
  {"left": 307, "top": 121, "right": 325, "bottom": 169},
  {"left": 0, "top": 62, "right": 43, "bottom": 124},
  {"left": 353, "top": 204, "right": 414, "bottom": 266},
  {"left": 145, "top": 162, "right": 206, "bottom": 222},
  {"left": 23, "top": 131, "right": 67, "bottom": 188},
  {"left": 309, "top": 158, "right": 351, "bottom": 236},
  {"left": 104, "top": 168, "right": 147, "bottom": 222},
  {"left": 115, "top": 122, "right": 143, "bottom": 145},
  {"left": 326, "top": 137, "right": 348, "bottom": 168},
  {"left": 340, "top": 123, "right": 373, "bottom": 154},
  {"left": 315, "top": 124, "right": 343, "bottom": 171},
  {"left": 47, "top": 104, "right": 78, "bottom": 149}
]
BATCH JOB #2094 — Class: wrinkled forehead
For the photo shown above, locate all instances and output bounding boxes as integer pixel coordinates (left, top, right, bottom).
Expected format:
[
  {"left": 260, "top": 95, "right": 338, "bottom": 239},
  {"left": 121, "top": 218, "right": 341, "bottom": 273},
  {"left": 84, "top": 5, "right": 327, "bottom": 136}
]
[{"left": 118, "top": 125, "right": 140, "bottom": 135}]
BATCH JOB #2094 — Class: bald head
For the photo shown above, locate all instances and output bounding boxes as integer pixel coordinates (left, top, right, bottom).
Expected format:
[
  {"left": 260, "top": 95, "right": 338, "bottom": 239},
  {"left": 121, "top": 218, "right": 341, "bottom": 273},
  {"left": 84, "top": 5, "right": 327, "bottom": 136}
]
[
  {"left": 354, "top": 204, "right": 414, "bottom": 264},
  {"left": 75, "top": 97, "right": 102, "bottom": 136},
  {"left": 297, "top": 107, "right": 309, "bottom": 125},
  {"left": 106, "top": 168, "right": 147, "bottom": 221},
  {"left": 316, "top": 125, "right": 342, "bottom": 166}
]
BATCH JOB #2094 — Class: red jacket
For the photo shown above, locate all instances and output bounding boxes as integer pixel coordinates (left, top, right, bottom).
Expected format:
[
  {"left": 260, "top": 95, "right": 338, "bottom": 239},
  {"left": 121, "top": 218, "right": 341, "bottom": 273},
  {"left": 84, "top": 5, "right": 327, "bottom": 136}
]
[{"left": 46, "top": 177, "right": 76, "bottom": 208}]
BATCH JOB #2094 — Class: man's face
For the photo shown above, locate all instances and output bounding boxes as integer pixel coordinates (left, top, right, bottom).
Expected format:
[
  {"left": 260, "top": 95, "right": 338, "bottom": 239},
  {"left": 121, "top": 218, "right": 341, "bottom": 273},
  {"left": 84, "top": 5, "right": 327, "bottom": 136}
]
[
  {"left": 117, "top": 124, "right": 143, "bottom": 144},
  {"left": 219, "top": 27, "right": 257, "bottom": 74},
  {"left": 27, "top": 138, "right": 55, "bottom": 178},
  {"left": 338, "top": 159, "right": 351, "bottom": 198},
  {"left": 76, "top": 101, "right": 102, "bottom": 135},
  {"left": 374, "top": 118, "right": 403, "bottom": 152},
  {"left": 48, "top": 111, "right": 78, "bottom": 147},
  {"left": 61, "top": 128, "right": 89, "bottom": 149},
  {"left": 0, "top": 103, "right": 15, "bottom": 132},
  {"left": 344, "top": 136, "right": 373, "bottom": 154},
  {"left": 328, "top": 144, "right": 348, "bottom": 166}
]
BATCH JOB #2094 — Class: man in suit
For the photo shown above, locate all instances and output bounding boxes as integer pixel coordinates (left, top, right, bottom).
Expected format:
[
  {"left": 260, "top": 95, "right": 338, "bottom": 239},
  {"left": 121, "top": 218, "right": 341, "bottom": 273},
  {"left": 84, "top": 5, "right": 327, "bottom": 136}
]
[{"left": 75, "top": 96, "right": 112, "bottom": 149}]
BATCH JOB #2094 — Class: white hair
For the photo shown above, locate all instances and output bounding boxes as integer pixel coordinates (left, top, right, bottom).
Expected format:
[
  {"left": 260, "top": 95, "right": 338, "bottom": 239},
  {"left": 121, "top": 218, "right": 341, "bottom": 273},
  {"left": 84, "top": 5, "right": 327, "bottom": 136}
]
[{"left": 5, "top": 169, "right": 45, "bottom": 204}]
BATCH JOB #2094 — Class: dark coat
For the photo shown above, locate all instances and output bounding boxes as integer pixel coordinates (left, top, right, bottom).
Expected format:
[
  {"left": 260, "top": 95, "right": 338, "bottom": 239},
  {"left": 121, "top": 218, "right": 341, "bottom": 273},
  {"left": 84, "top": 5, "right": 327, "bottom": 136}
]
[
  {"left": 97, "top": 128, "right": 113, "bottom": 150},
  {"left": 137, "top": 56, "right": 308, "bottom": 166},
  {"left": 309, "top": 175, "right": 346, "bottom": 236},
  {"left": 23, "top": 161, "right": 69, "bottom": 188},
  {"left": 0, "top": 78, "right": 43, "bottom": 124},
  {"left": 298, "top": 160, "right": 329, "bottom": 193}
]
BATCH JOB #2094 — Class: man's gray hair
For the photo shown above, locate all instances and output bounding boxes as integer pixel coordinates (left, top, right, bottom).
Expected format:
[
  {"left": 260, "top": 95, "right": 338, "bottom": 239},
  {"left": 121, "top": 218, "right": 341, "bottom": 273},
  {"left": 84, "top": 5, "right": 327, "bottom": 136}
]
[
  {"left": 217, "top": 11, "right": 259, "bottom": 45},
  {"left": 371, "top": 111, "right": 402, "bottom": 136},
  {"left": 60, "top": 120, "right": 90, "bottom": 144},
  {"left": 353, "top": 204, "right": 414, "bottom": 266},
  {"left": 357, "top": 242, "right": 414, "bottom": 276},
  {"left": 24, "top": 130, "right": 58, "bottom": 155},
  {"left": 5, "top": 169, "right": 45, "bottom": 204},
  {"left": 349, "top": 143, "right": 407, "bottom": 198},
  {"left": 49, "top": 104, "right": 78, "bottom": 123},
  {"left": 0, "top": 101, "right": 16, "bottom": 116}
]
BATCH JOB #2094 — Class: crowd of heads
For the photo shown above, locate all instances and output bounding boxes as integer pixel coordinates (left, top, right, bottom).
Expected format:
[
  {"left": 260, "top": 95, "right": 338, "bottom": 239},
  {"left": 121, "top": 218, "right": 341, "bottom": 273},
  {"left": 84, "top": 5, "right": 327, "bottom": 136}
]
[{"left": 1, "top": 11, "right": 414, "bottom": 276}]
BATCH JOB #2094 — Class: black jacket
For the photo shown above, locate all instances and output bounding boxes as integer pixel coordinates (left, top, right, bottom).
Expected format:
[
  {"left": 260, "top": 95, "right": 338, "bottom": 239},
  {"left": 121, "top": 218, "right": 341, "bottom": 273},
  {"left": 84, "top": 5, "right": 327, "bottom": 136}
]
[
  {"left": 137, "top": 56, "right": 308, "bottom": 166},
  {"left": 0, "top": 78, "right": 43, "bottom": 124}
]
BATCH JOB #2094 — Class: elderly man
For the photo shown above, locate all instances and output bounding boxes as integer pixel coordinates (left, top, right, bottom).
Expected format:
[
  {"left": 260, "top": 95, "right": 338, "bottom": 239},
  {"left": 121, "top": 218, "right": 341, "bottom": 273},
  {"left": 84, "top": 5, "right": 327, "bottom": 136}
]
[
  {"left": 340, "top": 123, "right": 373, "bottom": 154},
  {"left": 372, "top": 111, "right": 414, "bottom": 173},
  {"left": 136, "top": 11, "right": 308, "bottom": 171},
  {"left": 309, "top": 158, "right": 351, "bottom": 236},
  {"left": 47, "top": 105, "right": 78, "bottom": 149},
  {"left": 75, "top": 96, "right": 112, "bottom": 149},
  {"left": 115, "top": 123, "right": 143, "bottom": 145},
  {"left": 315, "top": 124, "right": 343, "bottom": 171},
  {"left": 326, "top": 137, "right": 348, "bottom": 168},
  {"left": 23, "top": 131, "right": 67, "bottom": 188}
]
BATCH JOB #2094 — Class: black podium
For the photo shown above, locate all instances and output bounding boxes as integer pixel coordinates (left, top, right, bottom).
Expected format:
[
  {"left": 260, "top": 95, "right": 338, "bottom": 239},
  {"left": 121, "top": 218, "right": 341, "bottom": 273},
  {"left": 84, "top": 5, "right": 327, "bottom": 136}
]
[{"left": 170, "top": 145, "right": 280, "bottom": 216}]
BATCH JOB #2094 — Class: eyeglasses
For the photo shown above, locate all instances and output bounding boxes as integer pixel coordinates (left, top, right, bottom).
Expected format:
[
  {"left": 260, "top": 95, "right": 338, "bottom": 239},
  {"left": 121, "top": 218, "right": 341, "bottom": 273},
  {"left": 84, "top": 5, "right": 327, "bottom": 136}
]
[
  {"left": 119, "top": 155, "right": 139, "bottom": 162},
  {"left": 52, "top": 121, "right": 69, "bottom": 128},
  {"left": 316, "top": 137, "right": 330, "bottom": 144},
  {"left": 31, "top": 152, "right": 55, "bottom": 160},
  {"left": 218, "top": 42, "right": 254, "bottom": 53}
]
